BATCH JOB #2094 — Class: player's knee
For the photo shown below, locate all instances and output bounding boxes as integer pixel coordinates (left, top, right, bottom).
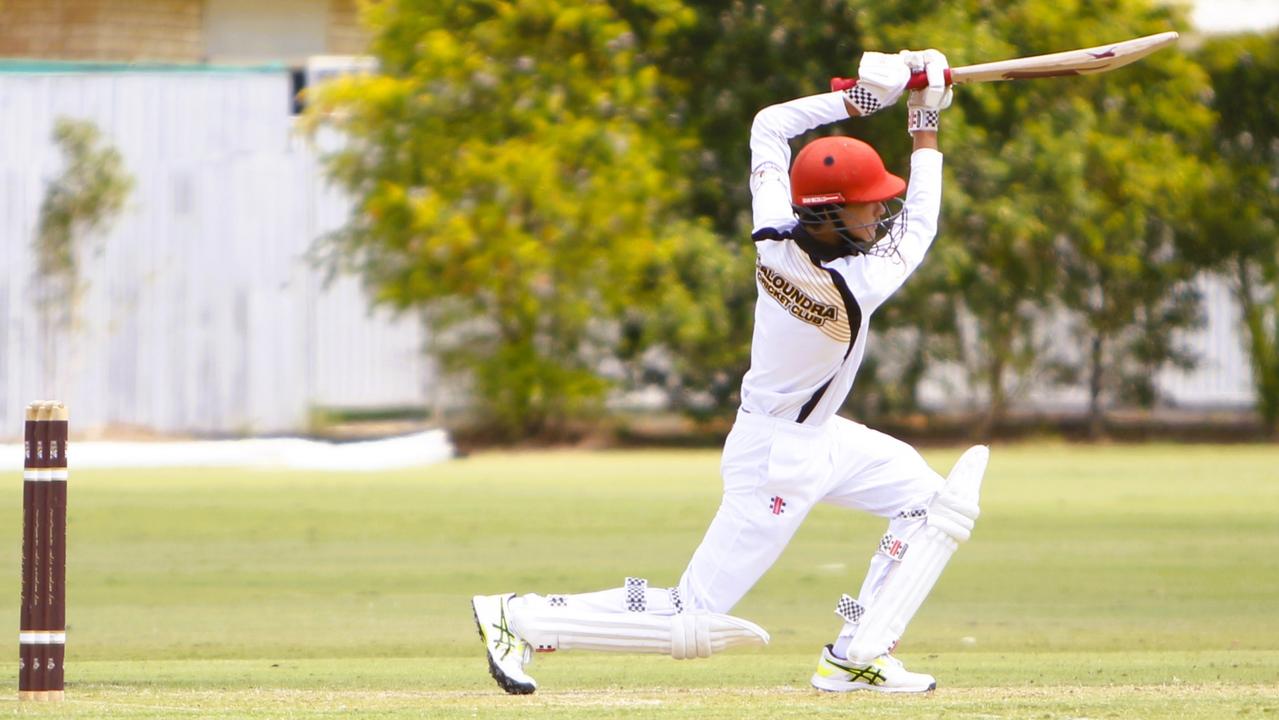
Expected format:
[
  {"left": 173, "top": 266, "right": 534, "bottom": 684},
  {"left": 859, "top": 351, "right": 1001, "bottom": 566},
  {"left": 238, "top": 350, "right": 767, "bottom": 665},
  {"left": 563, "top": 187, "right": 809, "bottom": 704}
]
[
  {"left": 926, "top": 446, "right": 988, "bottom": 543},
  {"left": 675, "top": 576, "right": 732, "bottom": 614},
  {"left": 927, "top": 489, "right": 979, "bottom": 543},
  {"left": 889, "top": 469, "right": 944, "bottom": 523}
]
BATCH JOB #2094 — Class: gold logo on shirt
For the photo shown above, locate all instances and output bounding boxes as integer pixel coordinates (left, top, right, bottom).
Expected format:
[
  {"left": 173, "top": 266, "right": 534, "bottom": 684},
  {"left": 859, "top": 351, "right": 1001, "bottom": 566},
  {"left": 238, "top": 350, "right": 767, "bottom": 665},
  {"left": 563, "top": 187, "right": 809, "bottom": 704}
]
[{"left": 756, "top": 262, "right": 840, "bottom": 327}]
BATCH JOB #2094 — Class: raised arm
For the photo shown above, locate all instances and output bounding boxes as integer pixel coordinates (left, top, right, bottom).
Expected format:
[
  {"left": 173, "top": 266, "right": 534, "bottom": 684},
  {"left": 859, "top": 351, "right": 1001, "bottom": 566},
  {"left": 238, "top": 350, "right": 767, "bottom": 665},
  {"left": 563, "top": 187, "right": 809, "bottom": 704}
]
[
  {"left": 749, "top": 53, "right": 914, "bottom": 235},
  {"left": 847, "top": 55, "right": 952, "bottom": 308},
  {"left": 749, "top": 93, "right": 854, "bottom": 234}
]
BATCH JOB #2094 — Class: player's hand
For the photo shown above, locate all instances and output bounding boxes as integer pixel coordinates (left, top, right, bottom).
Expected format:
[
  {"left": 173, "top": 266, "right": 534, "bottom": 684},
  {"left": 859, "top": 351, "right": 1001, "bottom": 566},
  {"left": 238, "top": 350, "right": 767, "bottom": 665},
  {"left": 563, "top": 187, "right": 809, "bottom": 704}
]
[
  {"left": 906, "top": 88, "right": 946, "bottom": 135},
  {"left": 899, "top": 48, "right": 952, "bottom": 111},
  {"left": 902, "top": 49, "right": 951, "bottom": 135},
  {"left": 846, "top": 51, "right": 912, "bottom": 116}
]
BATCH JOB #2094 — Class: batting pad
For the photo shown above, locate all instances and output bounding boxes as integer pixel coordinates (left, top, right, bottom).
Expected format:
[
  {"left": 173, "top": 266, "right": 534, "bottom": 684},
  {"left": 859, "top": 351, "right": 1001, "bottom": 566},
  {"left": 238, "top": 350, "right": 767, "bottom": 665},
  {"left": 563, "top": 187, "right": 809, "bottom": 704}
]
[
  {"left": 509, "top": 606, "right": 770, "bottom": 659},
  {"left": 844, "top": 445, "right": 988, "bottom": 664}
]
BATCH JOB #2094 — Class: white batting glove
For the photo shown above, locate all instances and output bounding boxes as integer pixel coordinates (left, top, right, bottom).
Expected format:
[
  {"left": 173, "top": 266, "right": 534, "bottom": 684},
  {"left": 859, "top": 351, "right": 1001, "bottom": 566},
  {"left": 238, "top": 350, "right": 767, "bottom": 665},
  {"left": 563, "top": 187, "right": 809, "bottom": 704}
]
[
  {"left": 899, "top": 48, "right": 953, "bottom": 111},
  {"left": 907, "top": 90, "right": 942, "bottom": 134},
  {"left": 845, "top": 51, "right": 911, "bottom": 116}
]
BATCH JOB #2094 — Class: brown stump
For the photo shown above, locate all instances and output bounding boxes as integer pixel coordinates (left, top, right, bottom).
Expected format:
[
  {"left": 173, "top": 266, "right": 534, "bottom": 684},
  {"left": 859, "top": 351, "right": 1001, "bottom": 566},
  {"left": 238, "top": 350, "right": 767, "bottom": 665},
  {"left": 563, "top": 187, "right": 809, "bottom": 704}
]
[{"left": 19, "top": 401, "right": 67, "bottom": 702}]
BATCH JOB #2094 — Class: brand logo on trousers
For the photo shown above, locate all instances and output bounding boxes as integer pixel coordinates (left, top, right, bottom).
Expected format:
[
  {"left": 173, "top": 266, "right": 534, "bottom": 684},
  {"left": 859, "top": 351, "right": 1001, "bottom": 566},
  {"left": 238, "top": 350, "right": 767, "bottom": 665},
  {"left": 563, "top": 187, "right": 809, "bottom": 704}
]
[{"left": 769, "top": 496, "right": 787, "bottom": 515}]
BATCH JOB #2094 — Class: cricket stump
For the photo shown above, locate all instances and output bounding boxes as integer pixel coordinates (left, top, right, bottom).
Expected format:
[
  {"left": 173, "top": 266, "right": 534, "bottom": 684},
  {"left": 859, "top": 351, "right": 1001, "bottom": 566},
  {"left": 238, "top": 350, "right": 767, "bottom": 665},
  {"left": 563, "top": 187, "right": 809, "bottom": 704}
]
[{"left": 20, "top": 401, "right": 67, "bottom": 702}]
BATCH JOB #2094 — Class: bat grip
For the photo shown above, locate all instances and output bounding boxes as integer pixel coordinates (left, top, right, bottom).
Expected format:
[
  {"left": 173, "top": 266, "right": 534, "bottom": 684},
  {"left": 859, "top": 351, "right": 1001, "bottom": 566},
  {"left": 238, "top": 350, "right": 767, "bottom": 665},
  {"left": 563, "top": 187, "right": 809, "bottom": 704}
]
[{"left": 830, "top": 67, "right": 953, "bottom": 92}]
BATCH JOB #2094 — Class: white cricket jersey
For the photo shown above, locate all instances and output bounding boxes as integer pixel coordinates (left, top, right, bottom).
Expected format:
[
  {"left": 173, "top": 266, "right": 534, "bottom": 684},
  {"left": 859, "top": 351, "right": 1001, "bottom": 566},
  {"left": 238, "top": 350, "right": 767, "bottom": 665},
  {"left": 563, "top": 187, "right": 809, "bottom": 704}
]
[{"left": 740, "top": 92, "right": 944, "bottom": 426}]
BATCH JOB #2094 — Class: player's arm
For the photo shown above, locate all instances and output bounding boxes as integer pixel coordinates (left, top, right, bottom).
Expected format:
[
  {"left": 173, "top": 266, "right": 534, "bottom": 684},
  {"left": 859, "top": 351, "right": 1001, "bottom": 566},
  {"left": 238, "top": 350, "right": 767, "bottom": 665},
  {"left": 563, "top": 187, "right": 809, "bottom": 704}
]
[
  {"left": 850, "top": 52, "right": 951, "bottom": 306},
  {"left": 911, "top": 127, "right": 938, "bottom": 152},
  {"left": 750, "top": 53, "right": 912, "bottom": 235}
]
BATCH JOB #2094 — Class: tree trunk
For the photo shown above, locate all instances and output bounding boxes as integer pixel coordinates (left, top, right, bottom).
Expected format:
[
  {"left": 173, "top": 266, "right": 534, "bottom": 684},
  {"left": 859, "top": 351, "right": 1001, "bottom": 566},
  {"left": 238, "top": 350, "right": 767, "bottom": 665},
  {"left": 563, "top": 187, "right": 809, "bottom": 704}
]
[
  {"left": 1087, "top": 333, "right": 1106, "bottom": 440},
  {"left": 979, "top": 348, "right": 1006, "bottom": 440},
  {"left": 901, "top": 340, "right": 927, "bottom": 414},
  {"left": 1234, "top": 257, "right": 1279, "bottom": 438}
]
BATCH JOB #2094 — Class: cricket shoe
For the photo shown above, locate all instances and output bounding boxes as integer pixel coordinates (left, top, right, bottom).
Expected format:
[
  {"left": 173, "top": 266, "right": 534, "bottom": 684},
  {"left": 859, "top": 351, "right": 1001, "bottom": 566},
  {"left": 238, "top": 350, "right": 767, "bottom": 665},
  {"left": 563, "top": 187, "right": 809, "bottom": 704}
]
[
  {"left": 472, "top": 593, "right": 537, "bottom": 695},
  {"left": 810, "top": 644, "right": 936, "bottom": 693}
]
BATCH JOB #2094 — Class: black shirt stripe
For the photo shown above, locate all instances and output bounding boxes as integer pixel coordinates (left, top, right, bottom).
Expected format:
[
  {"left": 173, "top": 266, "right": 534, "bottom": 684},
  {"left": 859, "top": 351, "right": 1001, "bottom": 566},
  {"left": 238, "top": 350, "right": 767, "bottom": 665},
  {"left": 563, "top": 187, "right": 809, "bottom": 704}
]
[
  {"left": 752, "top": 226, "right": 864, "bottom": 424},
  {"left": 795, "top": 263, "right": 863, "bottom": 424}
]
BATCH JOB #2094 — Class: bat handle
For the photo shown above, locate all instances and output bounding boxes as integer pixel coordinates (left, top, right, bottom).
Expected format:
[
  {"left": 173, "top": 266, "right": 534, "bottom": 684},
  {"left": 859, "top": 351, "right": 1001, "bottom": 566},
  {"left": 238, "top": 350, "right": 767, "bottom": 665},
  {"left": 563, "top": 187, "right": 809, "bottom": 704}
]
[{"left": 829, "top": 67, "right": 953, "bottom": 92}]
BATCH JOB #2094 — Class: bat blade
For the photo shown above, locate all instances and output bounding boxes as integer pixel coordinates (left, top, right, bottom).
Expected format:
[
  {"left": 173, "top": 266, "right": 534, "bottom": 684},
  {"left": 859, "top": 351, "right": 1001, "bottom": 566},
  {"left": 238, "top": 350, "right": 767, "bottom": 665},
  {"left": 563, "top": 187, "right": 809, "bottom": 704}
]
[
  {"left": 829, "top": 31, "right": 1179, "bottom": 92},
  {"left": 953, "top": 31, "right": 1179, "bottom": 83}
]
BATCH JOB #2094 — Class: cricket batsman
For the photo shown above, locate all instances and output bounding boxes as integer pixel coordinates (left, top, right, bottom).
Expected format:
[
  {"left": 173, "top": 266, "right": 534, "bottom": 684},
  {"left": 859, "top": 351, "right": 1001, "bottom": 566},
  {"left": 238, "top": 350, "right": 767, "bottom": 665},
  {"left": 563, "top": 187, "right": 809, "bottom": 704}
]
[{"left": 472, "top": 47, "right": 989, "bottom": 694}]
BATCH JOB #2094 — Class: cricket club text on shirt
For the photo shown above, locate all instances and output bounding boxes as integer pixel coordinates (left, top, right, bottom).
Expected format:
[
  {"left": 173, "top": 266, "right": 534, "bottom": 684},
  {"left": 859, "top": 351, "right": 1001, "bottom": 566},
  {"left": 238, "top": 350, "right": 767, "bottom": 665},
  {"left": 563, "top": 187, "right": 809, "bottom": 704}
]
[{"left": 756, "top": 260, "right": 839, "bottom": 328}]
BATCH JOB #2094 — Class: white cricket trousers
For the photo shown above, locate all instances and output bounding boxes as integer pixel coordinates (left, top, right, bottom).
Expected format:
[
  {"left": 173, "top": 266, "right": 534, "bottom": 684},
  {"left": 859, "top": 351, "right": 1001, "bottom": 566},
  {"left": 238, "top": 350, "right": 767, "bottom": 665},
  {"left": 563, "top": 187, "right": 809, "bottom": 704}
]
[
  {"left": 510, "top": 410, "right": 945, "bottom": 629},
  {"left": 674, "top": 409, "right": 944, "bottom": 614}
]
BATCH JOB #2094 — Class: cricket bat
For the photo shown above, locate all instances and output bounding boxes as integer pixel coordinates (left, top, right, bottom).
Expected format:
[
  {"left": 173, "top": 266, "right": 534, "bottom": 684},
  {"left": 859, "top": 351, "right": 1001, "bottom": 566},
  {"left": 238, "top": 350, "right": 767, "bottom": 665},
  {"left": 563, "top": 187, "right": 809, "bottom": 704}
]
[{"left": 829, "top": 31, "right": 1179, "bottom": 92}]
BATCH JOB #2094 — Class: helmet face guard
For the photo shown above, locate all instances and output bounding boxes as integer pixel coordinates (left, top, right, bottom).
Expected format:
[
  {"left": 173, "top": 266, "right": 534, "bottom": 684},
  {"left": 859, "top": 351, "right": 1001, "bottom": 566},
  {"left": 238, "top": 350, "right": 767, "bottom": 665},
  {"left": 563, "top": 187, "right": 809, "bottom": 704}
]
[{"left": 793, "top": 198, "right": 907, "bottom": 259}]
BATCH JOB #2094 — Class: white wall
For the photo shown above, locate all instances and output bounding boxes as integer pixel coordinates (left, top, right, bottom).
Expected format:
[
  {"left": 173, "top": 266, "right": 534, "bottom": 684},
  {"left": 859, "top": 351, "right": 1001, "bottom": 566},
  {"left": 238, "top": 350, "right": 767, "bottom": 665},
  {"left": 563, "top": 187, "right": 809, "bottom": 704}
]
[
  {"left": 0, "top": 68, "right": 431, "bottom": 438},
  {"left": 913, "top": 272, "right": 1255, "bottom": 414}
]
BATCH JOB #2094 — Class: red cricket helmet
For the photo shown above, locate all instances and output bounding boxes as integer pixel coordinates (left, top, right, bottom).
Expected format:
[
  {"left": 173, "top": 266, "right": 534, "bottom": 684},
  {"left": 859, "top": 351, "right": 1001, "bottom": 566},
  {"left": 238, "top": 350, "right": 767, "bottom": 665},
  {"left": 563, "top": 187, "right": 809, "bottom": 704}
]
[{"left": 790, "top": 136, "right": 905, "bottom": 207}]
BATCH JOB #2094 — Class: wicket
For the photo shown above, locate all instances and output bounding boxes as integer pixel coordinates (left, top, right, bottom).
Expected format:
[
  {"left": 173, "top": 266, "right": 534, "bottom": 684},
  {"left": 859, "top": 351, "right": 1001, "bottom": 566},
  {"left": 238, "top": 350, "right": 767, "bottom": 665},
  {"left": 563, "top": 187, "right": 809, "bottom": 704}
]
[{"left": 20, "top": 401, "right": 67, "bottom": 702}]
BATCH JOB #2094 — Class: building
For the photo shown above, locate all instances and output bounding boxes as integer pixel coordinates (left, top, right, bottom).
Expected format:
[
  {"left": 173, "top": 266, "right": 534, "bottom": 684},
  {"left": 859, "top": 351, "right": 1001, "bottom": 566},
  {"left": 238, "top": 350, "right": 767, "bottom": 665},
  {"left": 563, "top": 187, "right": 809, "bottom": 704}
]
[
  {"left": 0, "top": 0, "right": 366, "bottom": 64},
  {"left": 0, "top": 1, "right": 435, "bottom": 438}
]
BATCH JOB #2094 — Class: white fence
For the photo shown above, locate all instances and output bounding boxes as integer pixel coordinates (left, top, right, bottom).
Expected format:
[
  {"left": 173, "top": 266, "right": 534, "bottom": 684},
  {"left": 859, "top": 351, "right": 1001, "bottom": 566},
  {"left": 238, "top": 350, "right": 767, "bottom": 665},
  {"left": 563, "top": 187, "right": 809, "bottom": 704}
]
[
  {"left": 0, "top": 66, "right": 1258, "bottom": 438},
  {"left": 914, "top": 273, "right": 1255, "bottom": 413},
  {"left": 0, "top": 66, "right": 431, "bottom": 438}
]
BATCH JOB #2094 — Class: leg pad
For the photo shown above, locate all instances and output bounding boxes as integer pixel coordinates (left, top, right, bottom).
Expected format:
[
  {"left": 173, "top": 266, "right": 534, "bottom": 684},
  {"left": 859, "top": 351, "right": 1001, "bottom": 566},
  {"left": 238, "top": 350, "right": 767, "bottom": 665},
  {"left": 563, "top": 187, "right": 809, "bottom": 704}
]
[
  {"left": 843, "top": 445, "right": 988, "bottom": 663},
  {"left": 510, "top": 603, "right": 769, "bottom": 659}
]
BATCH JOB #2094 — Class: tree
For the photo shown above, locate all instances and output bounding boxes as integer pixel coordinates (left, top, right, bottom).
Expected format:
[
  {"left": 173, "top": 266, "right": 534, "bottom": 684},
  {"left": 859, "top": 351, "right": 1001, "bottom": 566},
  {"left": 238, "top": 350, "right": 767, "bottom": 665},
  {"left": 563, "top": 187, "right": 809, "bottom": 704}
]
[
  {"left": 614, "top": 222, "right": 755, "bottom": 419},
  {"left": 305, "top": 0, "right": 747, "bottom": 438},
  {"left": 1028, "top": 25, "right": 1213, "bottom": 437},
  {"left": 652, "top": 2, "right": 972, "bottom": 423},
  {"left": 611, "top": 1, "right": 875, "bottom": 419},
  {"left": 651, "top": 0, "right": 870, "bottom": 236},
  {"left": 1197, "top": 31, "right": 1279, "bottom": 436},
  {"left": 856, "top": 0, "right": 1211, "bottom": 435},
  {"left": 34, "top": 117, "right": 134, "bottom": 390}
]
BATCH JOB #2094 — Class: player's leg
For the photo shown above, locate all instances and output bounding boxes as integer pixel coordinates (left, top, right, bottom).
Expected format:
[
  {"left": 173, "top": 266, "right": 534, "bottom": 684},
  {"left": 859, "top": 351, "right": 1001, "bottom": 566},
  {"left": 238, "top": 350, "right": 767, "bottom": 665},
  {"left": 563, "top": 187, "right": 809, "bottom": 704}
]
[
  {"left": 840, "top": 444, "right": 985, "bottom": 664},
  {"left": 472, "top": 580, "right": 769, "bottom": 694},
  {"left": 809, "top": 419, "right": 987, "bottom": 692},
  {"left": 676, "top": 410, "right": 835, "bottom": 612},
  {"left": 822, "top": 424, "right": 943, "bottom": 662},
  {"left": 504, "top": 575, "right": 770, "bottom": 654},
  {"left": 473, "top": 411, "right": 825, "bottom": 694}
]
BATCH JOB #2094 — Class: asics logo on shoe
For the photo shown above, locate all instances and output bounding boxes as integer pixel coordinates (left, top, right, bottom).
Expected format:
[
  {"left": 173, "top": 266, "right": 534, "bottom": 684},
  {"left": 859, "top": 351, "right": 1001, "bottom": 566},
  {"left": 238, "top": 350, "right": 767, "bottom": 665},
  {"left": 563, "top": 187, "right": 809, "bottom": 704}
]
[
  {"left": 825, "top": 657, "right": 887, "bottom": 686},
  {"left": 489, "top": 604, "right": 520, "bottom": 660}
]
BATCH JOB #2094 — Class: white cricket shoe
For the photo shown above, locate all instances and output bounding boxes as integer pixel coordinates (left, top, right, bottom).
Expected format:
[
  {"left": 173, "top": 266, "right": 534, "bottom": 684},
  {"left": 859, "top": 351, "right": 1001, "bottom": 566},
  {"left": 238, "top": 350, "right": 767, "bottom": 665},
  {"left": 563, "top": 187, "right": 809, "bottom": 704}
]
[
  {"left": 810, "top": 644, "right": 936, "bottom": 693},
  {"left": 471, "top": 593, "right": 537, "bottom": 694}
]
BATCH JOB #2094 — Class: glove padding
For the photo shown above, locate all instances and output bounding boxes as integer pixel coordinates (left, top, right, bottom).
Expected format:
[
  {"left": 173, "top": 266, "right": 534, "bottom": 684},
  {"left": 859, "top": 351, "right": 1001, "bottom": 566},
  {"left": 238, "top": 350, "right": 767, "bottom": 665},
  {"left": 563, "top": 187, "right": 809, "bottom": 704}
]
[
  {"left": 907, "top": 91, "right": 942, "bottom": 134},
  {"left": 846, "top": 51, "right": 911, "bottom": 116},
  {"left": 899, "top": 48, "right": 953, "bottom": 111}
]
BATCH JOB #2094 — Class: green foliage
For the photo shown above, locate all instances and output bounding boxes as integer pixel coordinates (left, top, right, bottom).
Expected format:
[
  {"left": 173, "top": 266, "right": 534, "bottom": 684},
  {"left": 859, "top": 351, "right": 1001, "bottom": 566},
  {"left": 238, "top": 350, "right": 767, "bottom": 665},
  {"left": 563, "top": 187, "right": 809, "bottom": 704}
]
[
  {"left": 1024, "top": 11, "right": 1212, "bottom": 433},
  {"left": 308, "top": 0, "right": 1255, "bottom": 436},
  {"left": 655, "top": 1, "right": 869, "bottom": 236},
  {"left": 857, "top": 0, "right": 1211, "bottom": 433},
  {"left": 647, "top": 2, "right": 873, "bottom": 418},
  {"left": 305, "top": 0, "right": 746, "bottom": 437},
  {"left": 34, "top": 117, "right": 134, "bottom": 321},
  {"left": 1197, "top": 31, "right": 1279, "bottom": 435},
  {"left": 616, "top": 220, "right": 755, "bottom": 418}
]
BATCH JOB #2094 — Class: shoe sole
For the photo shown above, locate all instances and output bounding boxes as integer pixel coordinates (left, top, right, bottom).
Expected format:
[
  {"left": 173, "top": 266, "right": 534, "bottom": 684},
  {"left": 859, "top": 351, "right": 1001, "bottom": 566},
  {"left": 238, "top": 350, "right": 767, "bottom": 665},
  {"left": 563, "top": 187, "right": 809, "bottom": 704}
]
[
  {"left": 472, "top": 598, "right": 536, "bottom": 695},
  {"left": 810, "top": 673, "right": 936, "bottom": 694}
]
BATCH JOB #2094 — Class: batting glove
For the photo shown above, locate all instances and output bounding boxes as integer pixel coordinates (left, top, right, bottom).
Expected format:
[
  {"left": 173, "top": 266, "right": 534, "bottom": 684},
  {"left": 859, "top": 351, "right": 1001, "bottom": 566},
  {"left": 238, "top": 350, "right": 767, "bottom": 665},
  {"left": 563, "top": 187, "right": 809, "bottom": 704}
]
[
  {"left": 899, "top": 48, "right": 953, "bottom": 110},
  {"left": 902, "top": 48, "right": 951, "bottom": 134},
  {"left": 845, "top": 51, "right": 911, "bottom": 116},
  {"left": 907, "top": 90, "right": 943, "bottom": 134}
]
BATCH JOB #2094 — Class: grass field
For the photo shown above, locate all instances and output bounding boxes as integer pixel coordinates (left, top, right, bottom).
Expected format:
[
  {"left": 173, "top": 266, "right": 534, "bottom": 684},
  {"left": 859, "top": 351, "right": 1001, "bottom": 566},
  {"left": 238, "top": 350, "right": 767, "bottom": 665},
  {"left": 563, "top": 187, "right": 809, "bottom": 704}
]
[{"left": 1, "top": 443, "right": 1277, "bottom": 718}]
